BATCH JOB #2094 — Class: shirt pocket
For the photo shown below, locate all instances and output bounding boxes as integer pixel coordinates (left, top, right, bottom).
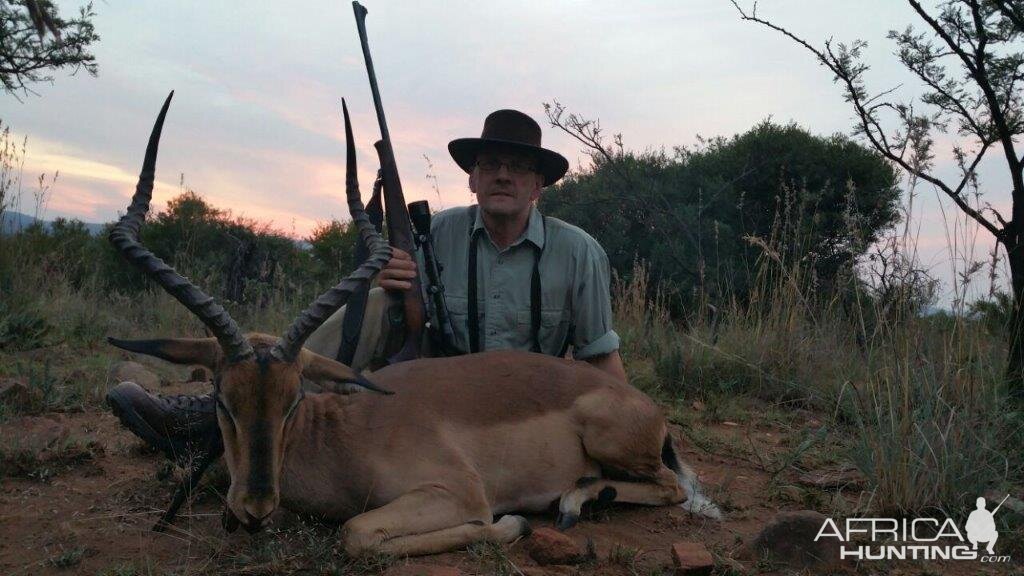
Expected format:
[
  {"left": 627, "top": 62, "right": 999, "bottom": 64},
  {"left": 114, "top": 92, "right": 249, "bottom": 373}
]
[
  {"left": 444, "top": 295, "right": 471, "bottom": 352},
  {"left": 516, "top": 308, "right": 572, "bottom": 356}
]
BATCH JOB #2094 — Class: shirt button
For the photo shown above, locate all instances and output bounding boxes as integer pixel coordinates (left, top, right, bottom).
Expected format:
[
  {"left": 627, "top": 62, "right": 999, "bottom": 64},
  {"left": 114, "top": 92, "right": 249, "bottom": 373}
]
[
  {"left": 492, "top": 294, "right": 500, "bottom": 299},
  {"left": 489, "top": 330, "right": 496, "bottom": 336}
]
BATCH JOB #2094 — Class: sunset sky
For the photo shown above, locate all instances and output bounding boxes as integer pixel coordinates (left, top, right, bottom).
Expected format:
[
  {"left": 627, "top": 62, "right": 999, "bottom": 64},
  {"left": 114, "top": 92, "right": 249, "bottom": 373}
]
[{"left": 2, "top": 0, "right": 1012, "bottom": 305}]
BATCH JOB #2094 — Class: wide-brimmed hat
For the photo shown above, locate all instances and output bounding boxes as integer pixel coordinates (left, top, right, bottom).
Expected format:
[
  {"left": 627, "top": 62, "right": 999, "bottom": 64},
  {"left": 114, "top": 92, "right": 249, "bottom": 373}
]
[{"left": 448, "top": 109, "right": 569, "bottom": 187}]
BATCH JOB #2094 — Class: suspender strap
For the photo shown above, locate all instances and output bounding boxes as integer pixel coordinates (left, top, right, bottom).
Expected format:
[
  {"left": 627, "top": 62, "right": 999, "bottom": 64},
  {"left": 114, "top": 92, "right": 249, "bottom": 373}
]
[
  {"left": 467, "top": 206, "right": 545, "bottom": 354},
  {"left": 467, "top": 221, "right": 483, "bottom": 353},
  {"left": 529, "top": 237, "right": 543, "bottom": 353}
]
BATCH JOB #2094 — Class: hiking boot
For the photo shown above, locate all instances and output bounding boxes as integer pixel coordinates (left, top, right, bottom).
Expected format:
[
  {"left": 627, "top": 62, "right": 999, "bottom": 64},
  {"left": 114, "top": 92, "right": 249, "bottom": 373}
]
[{"left": 106, "top": 382, "right": 219, "bottom": 464}]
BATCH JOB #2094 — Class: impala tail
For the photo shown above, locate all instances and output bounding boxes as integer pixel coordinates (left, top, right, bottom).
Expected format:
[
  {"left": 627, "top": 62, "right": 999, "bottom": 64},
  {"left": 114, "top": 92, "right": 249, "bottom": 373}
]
[{"left": 662, "top": 438, "right": 723, "bottom": 520}]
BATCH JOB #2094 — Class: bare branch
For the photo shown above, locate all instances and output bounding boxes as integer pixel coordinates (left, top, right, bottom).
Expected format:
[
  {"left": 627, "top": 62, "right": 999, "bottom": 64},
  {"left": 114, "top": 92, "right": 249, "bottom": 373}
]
[{"left": 731, "top": 0, "right": 1005, "bottom": 240}]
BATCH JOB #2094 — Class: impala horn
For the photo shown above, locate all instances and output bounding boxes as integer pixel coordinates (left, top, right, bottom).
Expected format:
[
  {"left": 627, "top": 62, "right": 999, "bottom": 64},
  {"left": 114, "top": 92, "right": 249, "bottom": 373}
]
[
  {"left": 270, "top": 99, "right": 392, "bottom": 363},
  {"left": 108, "top": 92, "right": 254, "bottom": 363}
]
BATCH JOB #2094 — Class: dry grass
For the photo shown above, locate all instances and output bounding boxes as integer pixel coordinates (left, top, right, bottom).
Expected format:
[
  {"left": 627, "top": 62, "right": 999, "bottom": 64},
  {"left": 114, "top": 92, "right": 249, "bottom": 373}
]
[{"left": 613, "top": 254, "right": 1022, "bottom": 518}]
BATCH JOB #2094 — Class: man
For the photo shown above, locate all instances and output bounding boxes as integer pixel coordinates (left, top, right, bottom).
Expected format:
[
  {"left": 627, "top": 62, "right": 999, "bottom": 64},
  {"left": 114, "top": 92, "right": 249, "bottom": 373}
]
[{"left": 107, "top": 109, "right": 624, "bottom": 460}]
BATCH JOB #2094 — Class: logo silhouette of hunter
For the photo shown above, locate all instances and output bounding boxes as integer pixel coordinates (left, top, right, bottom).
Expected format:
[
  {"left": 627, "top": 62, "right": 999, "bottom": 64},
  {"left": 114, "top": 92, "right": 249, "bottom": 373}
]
[{"left": 965, "top": 495, "right": 1008, "bottom": 555}]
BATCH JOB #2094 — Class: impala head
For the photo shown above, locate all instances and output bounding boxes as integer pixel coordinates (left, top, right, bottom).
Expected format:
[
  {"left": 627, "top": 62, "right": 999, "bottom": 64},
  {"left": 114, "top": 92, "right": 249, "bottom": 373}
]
[{"left": 107, "top": 92, "right": 391, "bottom": 533}]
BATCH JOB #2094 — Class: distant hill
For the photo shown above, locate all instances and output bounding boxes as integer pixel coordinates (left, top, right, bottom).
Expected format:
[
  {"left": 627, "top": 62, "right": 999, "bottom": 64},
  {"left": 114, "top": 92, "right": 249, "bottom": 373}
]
[
  {"left": 0, "top": 211, "right": 106, "bottom": 236},
  {"left": 0, "top": 211, "right": 317, "bottom": 249}
]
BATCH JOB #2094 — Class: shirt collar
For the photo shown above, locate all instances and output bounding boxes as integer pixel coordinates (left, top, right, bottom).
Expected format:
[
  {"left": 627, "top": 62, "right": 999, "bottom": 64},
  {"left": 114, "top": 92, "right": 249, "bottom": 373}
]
[{"left": 472, "top": 204, "right": 546, "bottom": 250}]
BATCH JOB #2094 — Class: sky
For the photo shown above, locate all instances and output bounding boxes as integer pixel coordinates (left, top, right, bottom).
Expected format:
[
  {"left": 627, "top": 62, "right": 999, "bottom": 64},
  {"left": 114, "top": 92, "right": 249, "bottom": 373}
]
[{"left": 1, "top": 0, "right": 1016, "bottom": 306}]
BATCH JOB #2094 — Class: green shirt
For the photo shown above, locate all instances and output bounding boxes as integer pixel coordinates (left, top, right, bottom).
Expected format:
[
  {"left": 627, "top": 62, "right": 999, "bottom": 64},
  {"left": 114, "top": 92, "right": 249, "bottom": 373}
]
[{"left": 426, "top": 204, "right": 620, "bottom": 359}]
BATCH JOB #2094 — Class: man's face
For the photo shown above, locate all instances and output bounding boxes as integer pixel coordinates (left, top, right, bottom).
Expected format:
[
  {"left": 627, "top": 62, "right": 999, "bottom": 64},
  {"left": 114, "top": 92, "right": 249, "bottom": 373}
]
[{"left": 469, "top": 147, "right": 543, "bottom": 219}]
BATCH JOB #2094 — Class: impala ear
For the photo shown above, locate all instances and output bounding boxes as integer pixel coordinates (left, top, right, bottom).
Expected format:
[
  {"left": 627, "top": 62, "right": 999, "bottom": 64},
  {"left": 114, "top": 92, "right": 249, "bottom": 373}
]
[
  {"left": 107, "top": 337, "right": 222, "bottom": 369},
  {"left": 300, "top": 350, "right": 393, "bottom": 395}
]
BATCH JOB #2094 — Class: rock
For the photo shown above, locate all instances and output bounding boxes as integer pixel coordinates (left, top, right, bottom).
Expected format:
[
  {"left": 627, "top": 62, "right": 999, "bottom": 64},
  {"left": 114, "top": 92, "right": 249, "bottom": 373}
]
[
  {"left": 383, "top": 564, "right": 462, "bottom": 576},
  {"left": 722, "top": 421, "right": 739, "bottom": 427},
  {"left": 108, "top": 361, "right": 160, "bottom": 390},
  {"left": 188, "top": 366, "right": 211, "bottom": 383},
  {"left": 526, "top": 527, "right": 586, "bottom": 566},
  {"left": 797, "top": 467, "right": 865, "bottom": 490},
  {"left": 3, "top": 414, "right": 69, "bottom": 453},
  {"left": 744, "top": 510, "right": 840, "bottom": 571},
  {"left": 671, "top": 542, "right": 714, "bottom": 575},
  {"left": 0, "top": 377, "right": 42, "bottom": 412}
]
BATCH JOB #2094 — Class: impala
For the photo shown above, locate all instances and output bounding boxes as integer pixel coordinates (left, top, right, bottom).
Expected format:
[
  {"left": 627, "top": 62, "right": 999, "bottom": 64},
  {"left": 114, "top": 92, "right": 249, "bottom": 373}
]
[{"left": 107, "top": 93, "right": 721, "bottom": 557}]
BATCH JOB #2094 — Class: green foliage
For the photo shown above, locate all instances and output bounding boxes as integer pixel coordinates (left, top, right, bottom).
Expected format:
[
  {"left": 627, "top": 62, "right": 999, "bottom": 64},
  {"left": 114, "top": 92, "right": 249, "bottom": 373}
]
[
  {"left": 0, "top": 1, "right": 100, "bottom": 97},
  {"left": 46, "top": 546, "right": 84, "bottom": 569},
  {"left": 541, "top": 120, "right": 901, "bottom": 310},
  {"left": 307, "top": 219, "right": 358, "bottom": 286},
  {"left": 0, "top": 188, "right": 364, "bottom": 352},
  {"left": 0, "top": 300, "right": 51, "bottom": 350},
  {"left": 971, "top": 290, "right": 1014, "bottom": 337},
  {"left": 95, "top": 190, "right": 309, "bottom": 305}
]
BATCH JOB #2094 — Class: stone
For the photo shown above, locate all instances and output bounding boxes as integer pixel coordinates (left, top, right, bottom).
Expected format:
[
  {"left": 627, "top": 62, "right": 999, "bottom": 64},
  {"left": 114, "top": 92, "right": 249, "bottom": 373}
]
[
  {"left": 189, "top": 367, "right": 211, "bottom": 383},
  {"left": 383, "top": 564, "right": 462, "bottom": 576},
  {"left": 108, "top": 361, "right": 161, "bottom": 390},
  {"left": 745, "top": 510, "right": 840, "bottom": 571},
  {"left": 526, "top": 527, "right": 586, "bottom": 566},
  {"left": 0, "top": 377, "right": 41, "bottom": 412},
  {"left": 671, "top": 542, "right": 714, "bottom": 575},
  {"left": 3, "top": 414, "right": 69, "bottom": 453}
]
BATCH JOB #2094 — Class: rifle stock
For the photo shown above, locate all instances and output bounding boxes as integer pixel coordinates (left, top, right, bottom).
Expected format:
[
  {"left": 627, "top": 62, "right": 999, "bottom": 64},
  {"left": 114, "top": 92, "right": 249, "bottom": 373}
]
[{"left": 375, "top": 140, "right": 425, "bottom": 362}]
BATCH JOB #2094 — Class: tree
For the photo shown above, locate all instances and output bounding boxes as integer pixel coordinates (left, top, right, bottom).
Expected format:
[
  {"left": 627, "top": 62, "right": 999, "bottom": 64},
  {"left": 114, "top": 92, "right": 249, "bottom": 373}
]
[
  {"left": 540, "top": 108, "right": 901, "bottom": 308},
  {"left": 307, "top": 219, "right": 359, "bottom": 285},
  {"left": 0, "top": 0, "right": 99, "bottom": 98},
  {"left": 732, "top": 0, "right": 1024, "bottom": 400},
  {"left": 99, "top": 191, "right": 306, "bottom": 304}
]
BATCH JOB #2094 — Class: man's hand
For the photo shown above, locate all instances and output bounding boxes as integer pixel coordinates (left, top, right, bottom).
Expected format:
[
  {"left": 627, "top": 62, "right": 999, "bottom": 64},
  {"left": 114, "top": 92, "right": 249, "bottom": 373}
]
[{"left": 379, "top": 247, "right": 417, "bottom": 292}]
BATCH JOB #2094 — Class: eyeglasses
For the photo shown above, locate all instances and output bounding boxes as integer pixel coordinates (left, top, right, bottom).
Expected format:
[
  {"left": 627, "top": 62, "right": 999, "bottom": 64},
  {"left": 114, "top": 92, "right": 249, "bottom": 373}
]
[{"left": 475, "top": 158, "right": 538, "bottom": 175}]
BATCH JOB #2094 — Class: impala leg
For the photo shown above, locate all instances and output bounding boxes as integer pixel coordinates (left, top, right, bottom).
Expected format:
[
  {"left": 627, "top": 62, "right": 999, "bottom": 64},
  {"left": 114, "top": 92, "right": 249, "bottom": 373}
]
[
  {"left": 556, "top": 467, "right": 684, "bottom": 530},
  {"left": 370, "top": 514, "right": 530, "bottom": 557},
  {"left": 341, "top": 484, "right": 529, "bottom": 557}
]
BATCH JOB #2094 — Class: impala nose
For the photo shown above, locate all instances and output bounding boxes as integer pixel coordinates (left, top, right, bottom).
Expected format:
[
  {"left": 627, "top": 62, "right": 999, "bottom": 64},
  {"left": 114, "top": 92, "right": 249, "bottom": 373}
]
[{"left": 241, "top": 497, "right": 276, "bottom": 532}]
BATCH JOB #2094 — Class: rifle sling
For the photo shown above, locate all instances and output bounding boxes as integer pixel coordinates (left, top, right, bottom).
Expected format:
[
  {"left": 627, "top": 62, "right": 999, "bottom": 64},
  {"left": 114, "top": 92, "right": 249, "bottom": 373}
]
[
  {"left": 335, "top": 286, "right": 369, "bottom": 365},
  {"left": 336, "top": 172, "right": 384, "bottom": 365}
]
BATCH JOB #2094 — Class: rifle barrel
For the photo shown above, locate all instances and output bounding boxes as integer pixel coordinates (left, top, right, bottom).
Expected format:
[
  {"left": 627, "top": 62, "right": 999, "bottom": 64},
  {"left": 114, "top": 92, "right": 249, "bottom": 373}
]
[{"left": 352, "top": 2, "right": 394, "bottom": 149}]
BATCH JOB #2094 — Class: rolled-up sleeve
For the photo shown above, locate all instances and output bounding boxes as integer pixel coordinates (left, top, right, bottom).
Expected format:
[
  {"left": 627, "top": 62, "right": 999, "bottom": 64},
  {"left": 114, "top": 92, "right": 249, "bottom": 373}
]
[{"left": 571, "top": 240, "right": 620, "bottom": 360}]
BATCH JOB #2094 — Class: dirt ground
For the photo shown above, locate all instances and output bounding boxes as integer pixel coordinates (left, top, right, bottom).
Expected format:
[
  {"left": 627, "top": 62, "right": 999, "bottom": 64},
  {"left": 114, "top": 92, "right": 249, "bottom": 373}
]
[{"left": 0, "top": 379, "right": 1020, "bottom": 576}]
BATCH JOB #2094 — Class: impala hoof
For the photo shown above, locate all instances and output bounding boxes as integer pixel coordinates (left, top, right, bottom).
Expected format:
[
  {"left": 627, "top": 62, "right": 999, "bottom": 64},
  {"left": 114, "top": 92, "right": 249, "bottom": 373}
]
[
  {"left": 517, "top": 515, "right": 533, "bottom": 538},
  {"left": 555, "top": 511, "right": 579, "bottom": 531}
]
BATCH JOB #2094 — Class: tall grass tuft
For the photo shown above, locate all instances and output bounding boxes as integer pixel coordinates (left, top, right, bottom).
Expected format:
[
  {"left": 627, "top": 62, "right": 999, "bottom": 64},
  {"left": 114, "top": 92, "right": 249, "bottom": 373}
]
[{"left": 614, "top": 246, "right": 1021, "bottom": 518}]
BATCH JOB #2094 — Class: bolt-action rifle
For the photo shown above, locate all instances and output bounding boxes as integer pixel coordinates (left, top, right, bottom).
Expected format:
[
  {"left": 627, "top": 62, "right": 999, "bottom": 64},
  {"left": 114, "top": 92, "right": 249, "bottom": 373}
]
[{"left": 352, "top": 2, "right": 457, "bottom": 360}]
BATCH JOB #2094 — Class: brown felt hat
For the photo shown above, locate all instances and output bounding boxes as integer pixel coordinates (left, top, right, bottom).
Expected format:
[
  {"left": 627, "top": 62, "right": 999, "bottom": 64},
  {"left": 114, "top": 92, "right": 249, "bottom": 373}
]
[{"left": 448, "top": 109, "right": 569, "bottom": 187}]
